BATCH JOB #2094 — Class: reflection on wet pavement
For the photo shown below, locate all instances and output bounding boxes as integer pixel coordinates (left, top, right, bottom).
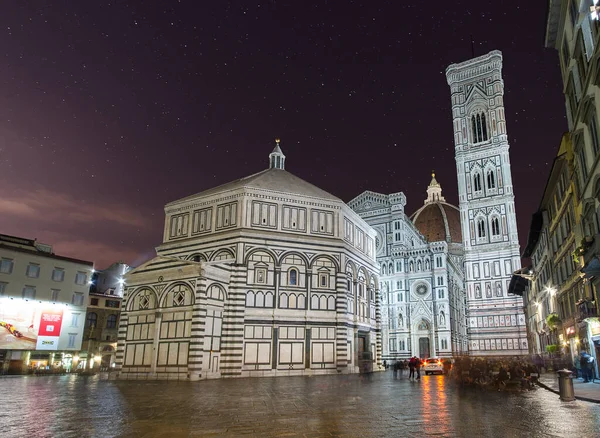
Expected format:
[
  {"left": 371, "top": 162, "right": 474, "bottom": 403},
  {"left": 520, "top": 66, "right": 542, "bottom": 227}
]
[{"left": 1, "top": 372, "right": 599, "bottom": 437}]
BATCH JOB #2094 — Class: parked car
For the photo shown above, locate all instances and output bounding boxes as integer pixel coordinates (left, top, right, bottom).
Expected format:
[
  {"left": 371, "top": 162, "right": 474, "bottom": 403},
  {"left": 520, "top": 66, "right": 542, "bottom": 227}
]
[{"left": 424, "top": 358, "right": 444, "bottom": 375}]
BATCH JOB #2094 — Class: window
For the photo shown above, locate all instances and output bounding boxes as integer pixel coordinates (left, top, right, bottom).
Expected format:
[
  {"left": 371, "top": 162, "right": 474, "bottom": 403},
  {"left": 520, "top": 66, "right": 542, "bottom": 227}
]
[
  {"left": 51, "top": 289, "right": 60, "bottom": 301},
  {"left": 90, "top": 298, "right": 99, "bottom": 305},
  {"left": 487, "top": 170, "right": 496, "bottom": 189},
  {"left": 67, "top": 334, "right": 77, "bottom": 348},
  {"left": 477, "top": 219, "right": 486, "bottom": 238},
  {"left": 22, "top": 286, "right": 36, "bottom": 300},
  {"left": 106, "top": 314, "right": 117, "bottom": 329},
  {"left": 569, "top": 0, "right": 578, "bottom": 28},
  {"left": 75, "top": 272, "right": 87, "bottom": 285},
  {"left": 0, "top": 282, "right": 6, "bottom": 296},
  {"left": 438, "top": 290, "right": 445, "bottom": 299},
  {"left": 72, "top": 292, "right": 84, "bottom": 306},
  {"left": 0, "top": 258, "right": 14, "bottom": 274},
  {"left": 473, "top": 173, "right": 482, "bottom": 192},
  {"left": 71, "top": 313, "right": 80, "bottom": 327},
  {"left": 436, "top": 257, "right": 442, "bottom": 268},
  {"left": 106, "top": 300, "right": 120, "bottom": 308},
  {"left": 289, "top": 269, "right": 298, "bottom": 286},
  {"left": 589, "top": 113, "right": 600, "bottom": 150},
  {"left": 255, "top": 268, "right": 267, "bottom": 284},
  {"left": 86, "top": 312, "right": 97, "bottom": 328},
  {"left": 579, "top": 146, "right": 589, "bottom": 183},
  {"left": 52, "top": 268, "right": 65, "bottom": 282},
  {"left": 26, "top": 263, "right": 40, "bottom": 278},
  {"left": 319, "top": 273, "right": 329, "bottom": 288},
  {"left": 491, "top": 217, "right": 501, "bottom": 236},
  {"left": 471, "top": 112, "right": 488, "bottom": 143}
]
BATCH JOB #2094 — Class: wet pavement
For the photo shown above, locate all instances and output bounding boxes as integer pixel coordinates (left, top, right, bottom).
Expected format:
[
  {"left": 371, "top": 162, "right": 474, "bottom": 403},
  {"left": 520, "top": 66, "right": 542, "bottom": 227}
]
[
  {"left": 1, "top": 371, "right": 600, "bottom": 437},
  {"left": 538, "top": 372, "right": 600, "bottom": 403}
]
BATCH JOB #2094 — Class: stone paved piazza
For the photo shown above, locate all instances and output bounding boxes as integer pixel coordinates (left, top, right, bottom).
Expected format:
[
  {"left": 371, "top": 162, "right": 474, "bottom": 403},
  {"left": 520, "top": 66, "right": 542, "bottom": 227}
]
[{"left": 1, "top": 372, "right": 599, "bottom": 437}]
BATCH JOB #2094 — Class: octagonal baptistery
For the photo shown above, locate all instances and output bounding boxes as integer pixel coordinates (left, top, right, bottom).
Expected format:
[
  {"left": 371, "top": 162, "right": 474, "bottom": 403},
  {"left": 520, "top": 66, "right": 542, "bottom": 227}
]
[{"left": 114, "top": 140, "right": 382, "bottom": 381}]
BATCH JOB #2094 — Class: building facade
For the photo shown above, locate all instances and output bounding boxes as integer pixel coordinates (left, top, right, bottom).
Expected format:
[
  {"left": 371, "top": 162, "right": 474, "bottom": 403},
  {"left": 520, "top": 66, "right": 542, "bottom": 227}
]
[
  {"left": 114, "top": 143, "right": 382, "bottom": 380},
  {"left": 0, "top": 234, "right": 93, "bottom": 374},
  {"left": 446, "top": 50, "right": 529, "bottom": 355},
  {"left": 77, "top": 263, "right": 129, "bottom": 371},
  {"left": 543, "top": 0, "right": 600, "bottom": 372},
  {"left": 522, "top": 134, "right": 582, "bottom": 360},
  {"left": 349, "top": 175, "right": 468, "bottom": 361}
]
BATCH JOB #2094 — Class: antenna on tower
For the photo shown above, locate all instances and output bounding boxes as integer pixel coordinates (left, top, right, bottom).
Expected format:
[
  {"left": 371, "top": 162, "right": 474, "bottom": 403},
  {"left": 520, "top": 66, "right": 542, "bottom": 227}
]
[{"left": 470, "top": 35, "right": 475, "bottom": 58}]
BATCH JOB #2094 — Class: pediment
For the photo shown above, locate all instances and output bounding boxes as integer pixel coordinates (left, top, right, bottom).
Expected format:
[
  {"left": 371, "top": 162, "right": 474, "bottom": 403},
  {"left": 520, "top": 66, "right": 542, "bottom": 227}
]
[
  {"left": 465, "top": 82, "right": 487, "bottom": 103},
  {"left": 348, "top": 191, "right": 390, "bottom": 212}
]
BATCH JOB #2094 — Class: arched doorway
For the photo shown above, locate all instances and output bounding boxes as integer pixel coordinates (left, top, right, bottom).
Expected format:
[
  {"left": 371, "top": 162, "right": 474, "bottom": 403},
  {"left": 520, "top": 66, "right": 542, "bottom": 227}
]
[{"left": 416, "top": 319, "right": 431, "bottom": 359}]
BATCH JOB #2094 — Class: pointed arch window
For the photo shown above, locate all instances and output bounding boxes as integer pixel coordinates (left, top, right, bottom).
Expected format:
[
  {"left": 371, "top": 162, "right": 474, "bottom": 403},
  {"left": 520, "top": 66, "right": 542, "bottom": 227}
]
[
  {"left": 473, "top": 173, "right": 482, "bottom": 192},
  {"left": 471, "top": 112, "right": 488, "bottom": 143},
  {"left": 477, "top": 219, "right": 487, "bottom": 238},
  {"left": 491, "top": 217, "right": 500, "bottom": 236},
  {"left": 487, "top": 170, "right": 496, "bottom": 189}
]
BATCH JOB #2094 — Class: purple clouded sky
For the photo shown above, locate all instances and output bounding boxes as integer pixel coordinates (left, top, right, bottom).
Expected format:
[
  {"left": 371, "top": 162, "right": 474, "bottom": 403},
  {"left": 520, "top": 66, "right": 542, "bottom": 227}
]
[{"left": 0, "top": 2, "right": 565, "bottom": 268}]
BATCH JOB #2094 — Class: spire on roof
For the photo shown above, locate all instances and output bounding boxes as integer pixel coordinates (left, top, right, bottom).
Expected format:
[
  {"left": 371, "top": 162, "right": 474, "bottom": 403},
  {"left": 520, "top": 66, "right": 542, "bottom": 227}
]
[
  {"left": 269, "top": 138, "right": 286, "bottom": 170},
  {"left": 424, "top": 171, "right": 445, "bottom": 204}
]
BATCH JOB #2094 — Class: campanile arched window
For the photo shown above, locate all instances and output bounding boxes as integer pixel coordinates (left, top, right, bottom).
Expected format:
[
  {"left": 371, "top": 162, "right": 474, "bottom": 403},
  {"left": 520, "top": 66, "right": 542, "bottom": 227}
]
[
  {"left": 473, "top": 172, "right": 482, "bottom": 192},
  {"left": 471, "top": 112, "right": 488, "bottom": 143},
  {"left": 487, "top": 170, "right": 496, "bottom": 189},
  {"left": 477, "top": 219, "right": 486, "bottom": 238}
]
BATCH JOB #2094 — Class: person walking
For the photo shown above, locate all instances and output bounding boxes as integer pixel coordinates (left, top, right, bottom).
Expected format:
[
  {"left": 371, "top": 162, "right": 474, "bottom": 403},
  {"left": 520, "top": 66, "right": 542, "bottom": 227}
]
[
  {"left": 408, "top": 357, "right": 416, "bottom": 379},
  {"left": 415, "top": 357, "right": 422, "bottom": 380}
]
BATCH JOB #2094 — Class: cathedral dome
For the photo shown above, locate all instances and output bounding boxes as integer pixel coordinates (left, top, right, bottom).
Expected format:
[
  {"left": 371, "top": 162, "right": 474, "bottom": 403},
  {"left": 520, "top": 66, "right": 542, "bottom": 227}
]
[{"left": 410, "top": 173, "right": 462, "bottom": 244}]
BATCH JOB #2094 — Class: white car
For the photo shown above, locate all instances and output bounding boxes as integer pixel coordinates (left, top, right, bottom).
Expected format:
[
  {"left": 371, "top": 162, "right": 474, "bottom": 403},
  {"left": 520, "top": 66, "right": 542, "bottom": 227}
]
[{"left": 423, "top": 358, "right": 444, "bottom": 375}]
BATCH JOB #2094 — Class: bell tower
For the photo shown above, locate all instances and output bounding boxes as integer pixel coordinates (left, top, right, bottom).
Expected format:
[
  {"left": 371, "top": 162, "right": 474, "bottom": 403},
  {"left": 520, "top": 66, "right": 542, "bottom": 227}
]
[{"left": 445, "top": 50, "right": 527, "bottom": 356}]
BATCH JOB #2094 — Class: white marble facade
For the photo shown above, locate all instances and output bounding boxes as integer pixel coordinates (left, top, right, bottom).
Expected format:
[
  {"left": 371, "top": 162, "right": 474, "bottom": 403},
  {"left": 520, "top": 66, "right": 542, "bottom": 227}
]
[
  {"left": 446, "top": 50, "right": 528, "bottom": 355},
  {"left": 115, "top": 143, "right": 382, "bottom": 380},
  {"left": 349, "top": 176, "right": 469, "bottom": 361}
]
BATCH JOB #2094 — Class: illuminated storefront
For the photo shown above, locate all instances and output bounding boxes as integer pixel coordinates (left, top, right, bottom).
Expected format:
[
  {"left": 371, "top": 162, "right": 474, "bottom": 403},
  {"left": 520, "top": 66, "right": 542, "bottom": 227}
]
[{"left": 0, "top": 297, "right": 86, "bottom": 373}]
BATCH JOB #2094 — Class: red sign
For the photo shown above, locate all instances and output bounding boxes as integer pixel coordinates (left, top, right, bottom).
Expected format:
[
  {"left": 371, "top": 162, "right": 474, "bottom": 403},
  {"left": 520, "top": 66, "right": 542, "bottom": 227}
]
[{"left": 38, "top": 308, "right": 63, "bottom": 336}]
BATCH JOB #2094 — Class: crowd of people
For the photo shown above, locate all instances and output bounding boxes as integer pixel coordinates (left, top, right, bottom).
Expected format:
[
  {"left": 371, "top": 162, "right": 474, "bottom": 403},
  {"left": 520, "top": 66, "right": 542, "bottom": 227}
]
[{"left": 451, "top": 356, "right": 540, "bottom": 391}]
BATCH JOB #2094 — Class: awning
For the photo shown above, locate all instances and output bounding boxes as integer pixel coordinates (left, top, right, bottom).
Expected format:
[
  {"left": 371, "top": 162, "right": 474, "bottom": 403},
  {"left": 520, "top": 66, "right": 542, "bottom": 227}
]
[
  {"left": 582, "top": 256, "right": 600, "bottom": 278},
  {"left": 508, "top": 266, "right": 531, "bottom": 296}
]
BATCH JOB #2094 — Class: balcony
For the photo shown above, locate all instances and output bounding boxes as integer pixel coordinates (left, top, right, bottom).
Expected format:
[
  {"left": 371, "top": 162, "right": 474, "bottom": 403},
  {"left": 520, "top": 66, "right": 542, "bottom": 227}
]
[
  {"left": 575, "top": 301, "right": 599, "bottom": 323},
  {"left": 579, "top": 235, "right": 600, "bottom": 277}
]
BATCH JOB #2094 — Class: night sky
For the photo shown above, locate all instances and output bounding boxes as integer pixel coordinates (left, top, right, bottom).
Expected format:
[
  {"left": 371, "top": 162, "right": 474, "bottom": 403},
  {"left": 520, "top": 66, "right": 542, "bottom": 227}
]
[{"left": 0, "top": 2, "right": 565, "bottom": 269}]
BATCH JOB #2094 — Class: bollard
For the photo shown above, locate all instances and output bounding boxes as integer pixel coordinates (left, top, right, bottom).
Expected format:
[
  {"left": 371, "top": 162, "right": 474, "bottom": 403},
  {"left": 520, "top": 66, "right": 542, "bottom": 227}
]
[{"left": 557, "top": 369, "right": 575, "bottom": 402}]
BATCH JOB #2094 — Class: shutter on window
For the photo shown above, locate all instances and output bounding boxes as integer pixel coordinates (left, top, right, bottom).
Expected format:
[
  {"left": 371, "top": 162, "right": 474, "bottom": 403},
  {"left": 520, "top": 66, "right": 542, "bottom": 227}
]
[
  {"left": 582, "top": 17, "right": 594, "bottom": 60},
  {"left": 573, "top": 64, "right": 582, "bottom": 102}
]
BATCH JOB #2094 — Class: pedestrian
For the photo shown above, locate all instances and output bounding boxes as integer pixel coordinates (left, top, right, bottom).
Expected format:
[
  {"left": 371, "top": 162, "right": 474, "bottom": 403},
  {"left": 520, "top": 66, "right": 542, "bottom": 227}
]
[
  {"left": 581, "top": 352, "right": 590, "bottom": 383},
  {"left": 415, "top": 357, "right": 422, "bottom": 380},
  {"left": 383, "top": 359, "right": 387, "bottom": 370},
  {"left": 393, "top": 359, "right": 399, "bottom": 378}
]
